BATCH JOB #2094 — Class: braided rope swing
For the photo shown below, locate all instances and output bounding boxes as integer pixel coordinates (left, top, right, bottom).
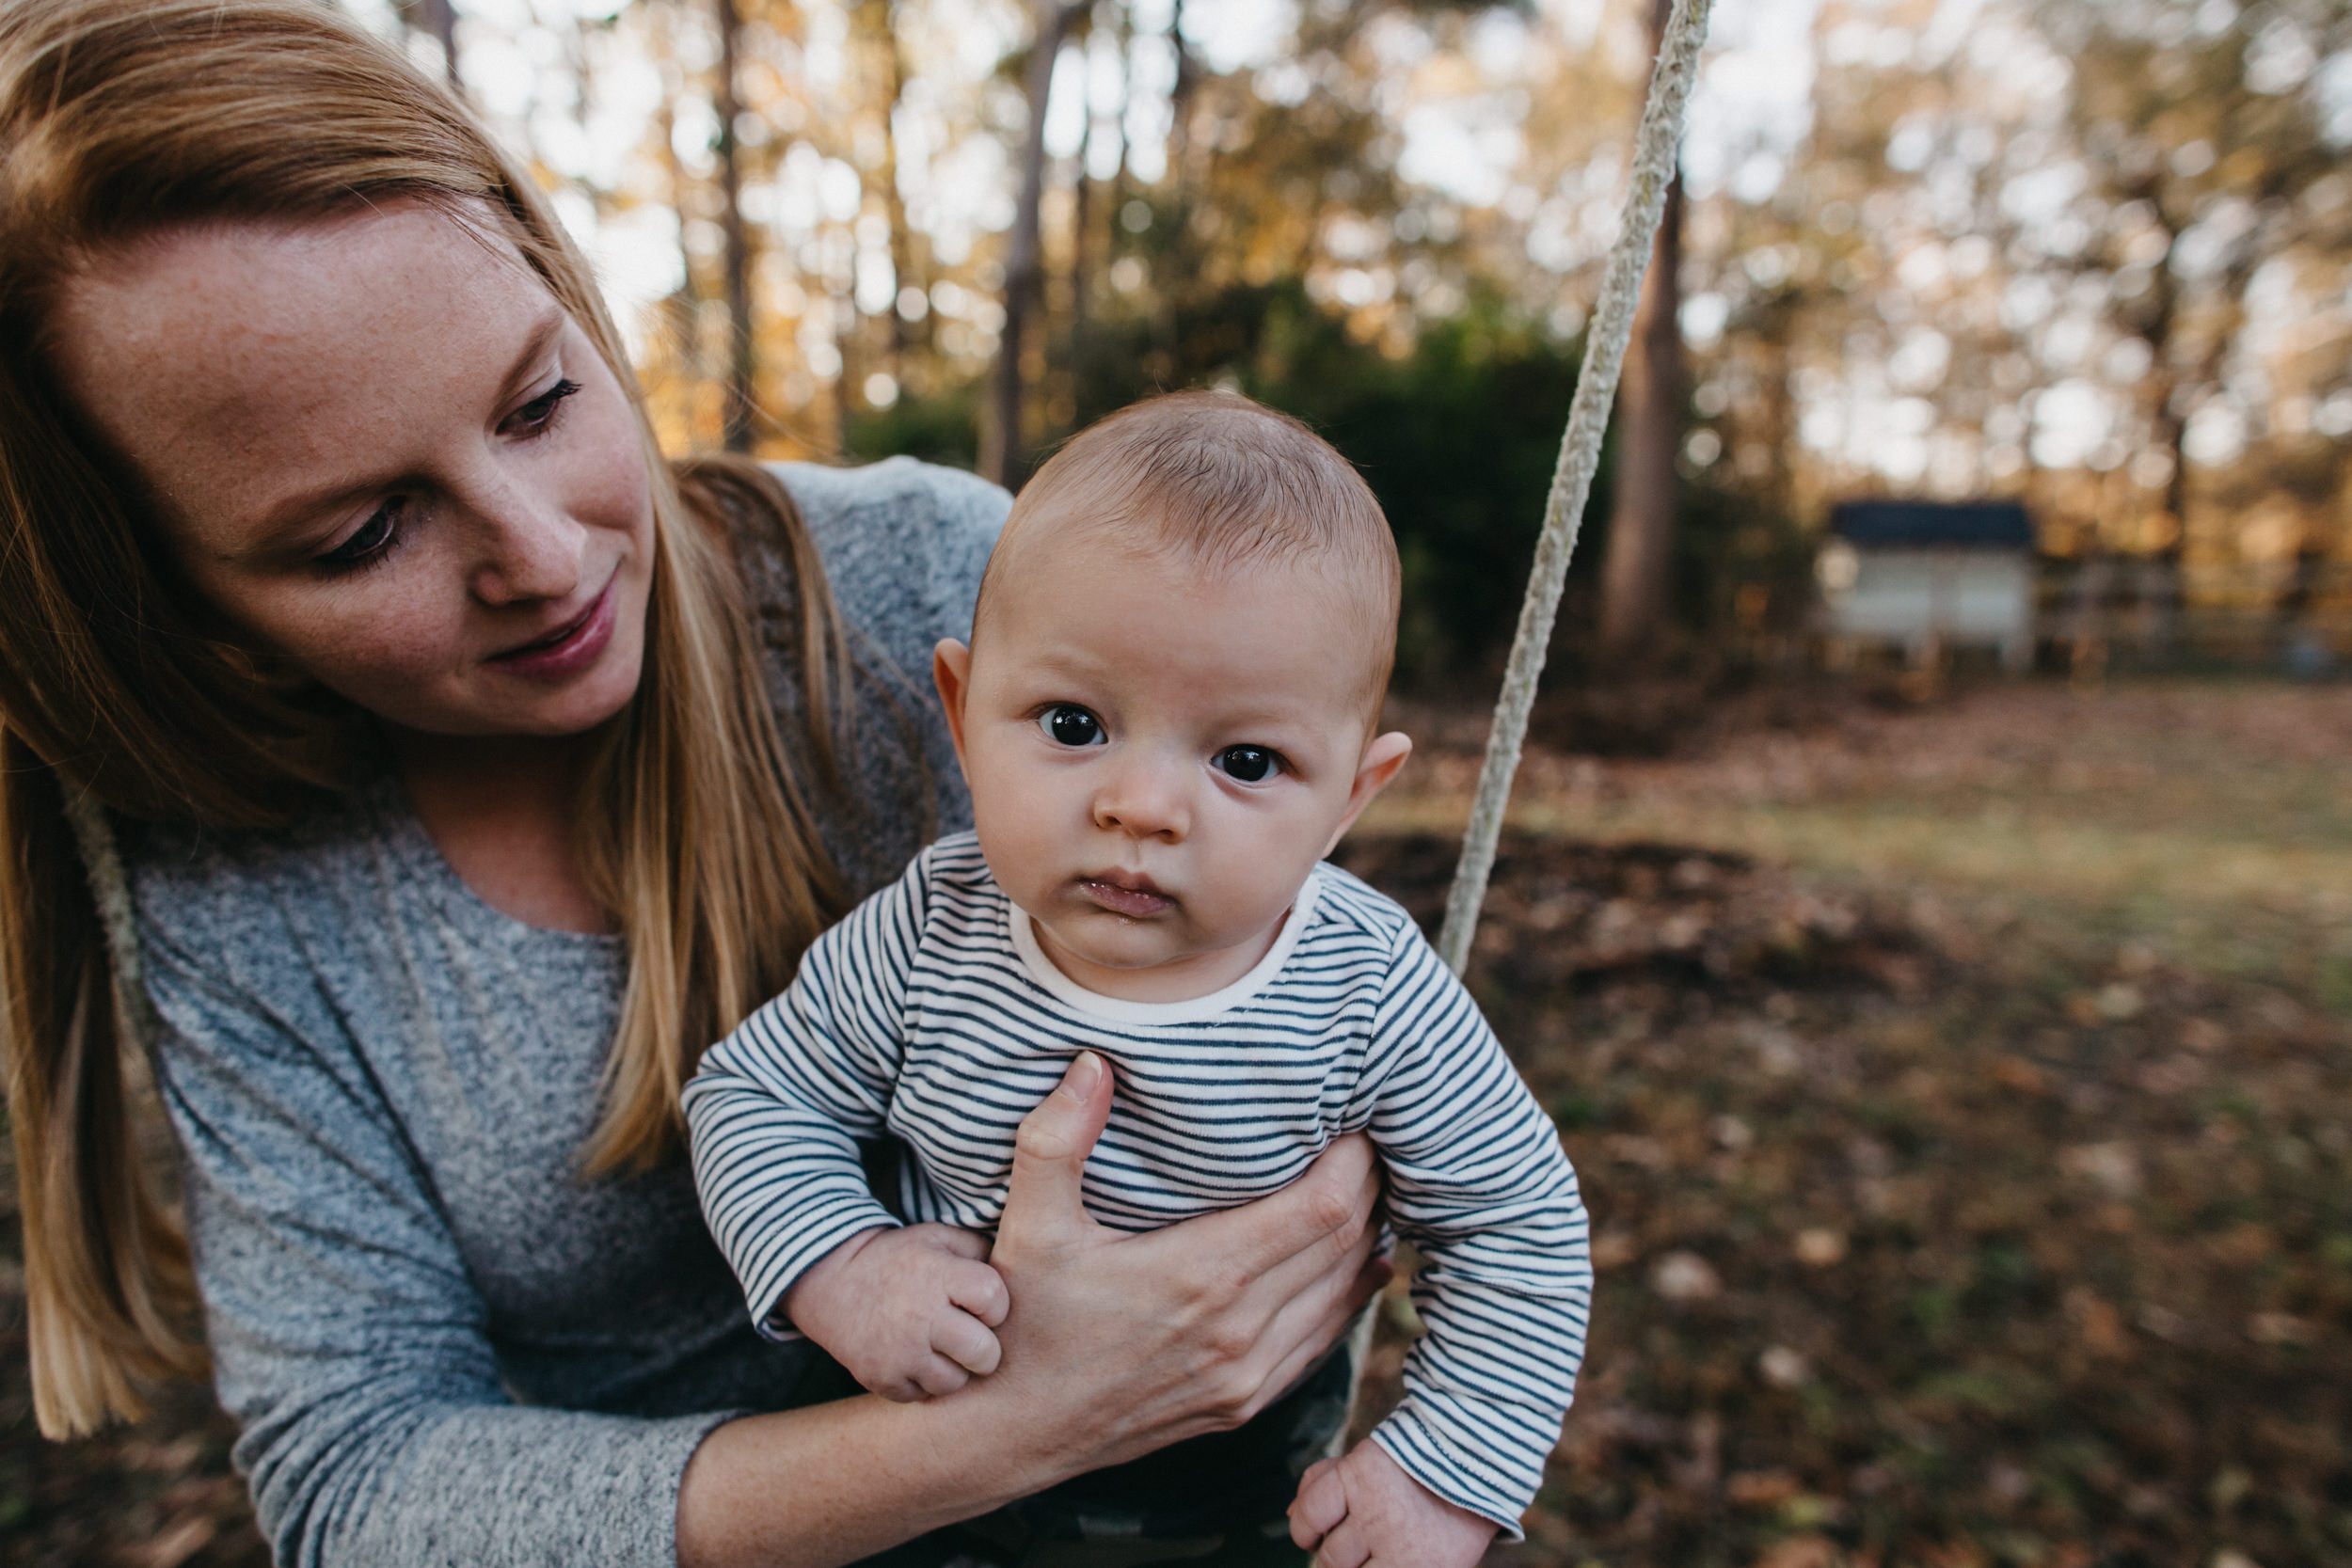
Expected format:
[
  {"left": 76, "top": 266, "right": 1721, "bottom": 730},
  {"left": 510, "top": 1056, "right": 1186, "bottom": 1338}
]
[
  {"left": 1337, "top": 0, "right": 1717, "bottom": 1449},
  {"left": 1437, "top": 0, "right": 1717, "bottom": 976},
  {"left": 61, "top": 787, "right": 164, "bottom": 1048}
]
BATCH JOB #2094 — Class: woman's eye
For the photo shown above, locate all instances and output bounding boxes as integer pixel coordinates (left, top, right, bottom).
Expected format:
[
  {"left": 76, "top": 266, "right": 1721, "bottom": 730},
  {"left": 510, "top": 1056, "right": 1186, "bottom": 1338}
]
[
  {"left": 1038, "top": 705, "right": 1105, "bottom": 748},
  {"left": 1214, "top": 745, "right": 1281, "bottom": 783},
  {"left": 317, "top": 499, "right": 405, "bottom": 572},
  {"left": 505, "top": 378, "right": 581, "bottom": 436}
]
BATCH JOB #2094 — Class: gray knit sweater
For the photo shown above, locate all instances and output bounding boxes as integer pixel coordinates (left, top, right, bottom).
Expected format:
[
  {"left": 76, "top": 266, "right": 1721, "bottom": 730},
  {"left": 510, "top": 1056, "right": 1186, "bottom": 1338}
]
[{"left": 125, "top": 458, "right": 1009, "bottom": 1568}]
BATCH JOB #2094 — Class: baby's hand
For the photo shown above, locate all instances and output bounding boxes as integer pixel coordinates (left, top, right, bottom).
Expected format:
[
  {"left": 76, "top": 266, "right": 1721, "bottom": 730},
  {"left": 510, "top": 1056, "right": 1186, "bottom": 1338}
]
[
  {"left": 782, "top": 1223, "right": 1009, "bottom": 1402},
  {"left": 1288, "top": 1440, "right": 1498, "bottom": 1568}
]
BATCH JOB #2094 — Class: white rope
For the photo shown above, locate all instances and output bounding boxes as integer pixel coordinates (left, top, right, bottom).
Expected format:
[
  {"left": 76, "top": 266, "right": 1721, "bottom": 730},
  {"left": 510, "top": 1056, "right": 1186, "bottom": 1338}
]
[
  {"left": 1336, "top": 0, "right": 1718, "bottom": 1460},
  {"left": 61, "top": 787, "right": 161, "bottom": 1048},
  {"left": 1433, "top": 0, "right": 1717, "bottom": 976}
]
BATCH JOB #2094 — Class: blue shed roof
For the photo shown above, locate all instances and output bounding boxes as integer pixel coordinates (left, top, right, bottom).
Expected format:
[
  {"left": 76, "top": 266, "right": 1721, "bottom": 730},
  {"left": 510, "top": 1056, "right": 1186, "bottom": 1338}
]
[{"left": 1829, "top": 499, "right": 2035, "bottom": 550}]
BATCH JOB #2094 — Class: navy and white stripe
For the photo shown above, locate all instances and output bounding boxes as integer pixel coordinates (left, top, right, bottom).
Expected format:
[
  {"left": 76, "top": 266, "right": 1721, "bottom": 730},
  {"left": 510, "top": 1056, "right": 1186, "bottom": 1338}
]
[{"left": 683, "top": 832, "right": 1593, "bottom": 1534}]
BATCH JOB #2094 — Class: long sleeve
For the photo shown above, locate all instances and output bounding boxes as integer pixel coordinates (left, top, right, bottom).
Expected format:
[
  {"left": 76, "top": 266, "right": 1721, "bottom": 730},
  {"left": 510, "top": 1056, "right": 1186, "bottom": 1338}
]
[
  {"left": 684, "top": 847, "right": 934, "bottom": 1335},
  {"left": 139, "top": 895, "right": 723, "bottom": 1568},
  {"left": 1352, "top": 926, "right": 1594, "bottom": 1536},
  {"left": 112, "top": 455, "right": 1011, "bottom": 1568}
]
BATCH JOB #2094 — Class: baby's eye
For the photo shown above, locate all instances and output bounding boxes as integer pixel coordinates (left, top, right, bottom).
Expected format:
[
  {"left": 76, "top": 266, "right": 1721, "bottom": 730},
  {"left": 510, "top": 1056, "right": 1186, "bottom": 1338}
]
[
  {"left": 1038, "top": 704, "right": 1105, "bottom": 748},
  {"left": 1213, "top": 745, "right": 1281, "bottom": 783}
]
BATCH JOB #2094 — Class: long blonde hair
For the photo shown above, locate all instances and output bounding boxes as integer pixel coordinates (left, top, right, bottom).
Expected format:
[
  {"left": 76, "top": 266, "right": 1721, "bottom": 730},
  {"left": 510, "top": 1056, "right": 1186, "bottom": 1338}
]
[{"left": 0, "top": 0, "right": 852, "bottom": 1437}]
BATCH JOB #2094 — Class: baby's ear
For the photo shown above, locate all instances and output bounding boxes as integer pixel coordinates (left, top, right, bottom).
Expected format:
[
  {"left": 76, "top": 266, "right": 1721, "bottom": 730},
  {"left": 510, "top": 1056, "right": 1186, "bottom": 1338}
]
[
  {"left": 1324, "top": 731, "right": 1411, "bottom": 854},
  {"left": 932, "top": 639, "right": 974, "bottom": 765}
]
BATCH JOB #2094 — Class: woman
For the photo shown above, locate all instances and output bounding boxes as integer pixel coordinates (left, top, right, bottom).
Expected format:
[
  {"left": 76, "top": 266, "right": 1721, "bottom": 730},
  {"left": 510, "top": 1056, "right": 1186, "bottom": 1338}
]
[{"left": 0, "top": 4, "right": 1385, "bottom": 1565}]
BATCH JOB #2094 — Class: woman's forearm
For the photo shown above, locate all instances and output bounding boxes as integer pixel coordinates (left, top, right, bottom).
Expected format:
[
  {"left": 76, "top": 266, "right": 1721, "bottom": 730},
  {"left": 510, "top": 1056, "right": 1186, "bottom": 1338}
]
[
  {"left": 675, "top": 1063, "right": 1386, "bottom": 1568},
  {"left": 675, "top": 1386, "right": 1071, "bottom": 1568}
]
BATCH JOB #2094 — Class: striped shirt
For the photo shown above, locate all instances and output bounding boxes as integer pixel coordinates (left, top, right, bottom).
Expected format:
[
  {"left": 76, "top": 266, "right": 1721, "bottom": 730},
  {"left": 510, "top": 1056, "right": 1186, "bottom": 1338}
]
[{"left": 684, "top": 831, "right": 1593, "bottom": 1532}]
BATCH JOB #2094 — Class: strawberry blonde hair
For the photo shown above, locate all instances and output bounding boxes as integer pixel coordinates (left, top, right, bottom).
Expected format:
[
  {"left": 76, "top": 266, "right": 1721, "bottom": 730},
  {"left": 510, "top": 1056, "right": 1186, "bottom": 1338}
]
[{"left": 0, "top": 0, "right": 852, "bottom": 1436}]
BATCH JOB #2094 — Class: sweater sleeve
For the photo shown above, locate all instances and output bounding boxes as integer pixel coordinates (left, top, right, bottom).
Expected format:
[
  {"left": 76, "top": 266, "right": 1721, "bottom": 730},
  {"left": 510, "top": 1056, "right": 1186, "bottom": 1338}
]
[
  {"left": 138, "top": 895, "right": 723, "bottom": 1568},
  {"left": 1351, "top": 924, "right": 1595, "bottom": 1538},
  {"left": 683, "top": 846, "right": 934, "bottom": 1336},
  {"left": 771, "top": 455, "right": 1011, "bottom": 893}
]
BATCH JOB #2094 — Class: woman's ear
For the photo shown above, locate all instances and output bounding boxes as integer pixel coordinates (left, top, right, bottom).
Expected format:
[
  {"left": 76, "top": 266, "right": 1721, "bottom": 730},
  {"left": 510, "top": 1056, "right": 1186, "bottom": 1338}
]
[
  {"left": 932, "top": 639, "right": 974, "bottom": 768},
  {"left": 1322, "top": 730, "right": 1412, "bottom": 855}
]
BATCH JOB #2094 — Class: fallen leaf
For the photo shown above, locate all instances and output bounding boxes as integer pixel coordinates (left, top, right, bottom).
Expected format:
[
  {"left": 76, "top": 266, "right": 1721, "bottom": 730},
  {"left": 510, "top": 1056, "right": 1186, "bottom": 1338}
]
[
  {"left": 1794, "top": 1227, "right": 1848, "bottom": 1266},
  {"left": 1649, "top": 1250, "right": 1723, "bottom": 1303},
  {"left": 1754, "top": 1533, "right": 1842, "bottom": 1568},
  {"left": 1727, "top": 1469, "right": 1803, "bottom": 1507}
]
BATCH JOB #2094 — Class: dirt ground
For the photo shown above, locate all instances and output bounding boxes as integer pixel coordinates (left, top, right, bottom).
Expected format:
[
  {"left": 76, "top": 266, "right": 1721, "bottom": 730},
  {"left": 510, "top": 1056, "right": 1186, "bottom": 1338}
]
[{"left": 5, "top": 678, "right": 2346, "bottom": 1567}]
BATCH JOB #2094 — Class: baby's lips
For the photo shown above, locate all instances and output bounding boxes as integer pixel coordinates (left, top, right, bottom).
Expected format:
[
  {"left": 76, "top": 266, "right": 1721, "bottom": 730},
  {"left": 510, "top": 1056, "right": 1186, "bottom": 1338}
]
[{"left": 1076, "top": 877, "right": 1175, "bottom": 917}]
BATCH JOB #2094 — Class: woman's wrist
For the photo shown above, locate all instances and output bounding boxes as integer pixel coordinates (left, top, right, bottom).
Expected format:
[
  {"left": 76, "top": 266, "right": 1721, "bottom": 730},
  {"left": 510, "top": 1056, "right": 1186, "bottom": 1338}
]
[
  {"left": 675, "top": 1061, "right": 1385, "bottom": 1568},
  {"left": 676, "top": 1383, "right": 1074, "bottom": 1568}
]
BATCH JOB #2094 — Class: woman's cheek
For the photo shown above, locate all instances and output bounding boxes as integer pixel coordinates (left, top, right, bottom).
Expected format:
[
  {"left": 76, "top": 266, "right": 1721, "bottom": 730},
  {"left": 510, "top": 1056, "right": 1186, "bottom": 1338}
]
[
  {"left": 571, "top": 417, "right": 649, "bottom": 528},
  {"left": 559, "top": 356, "right": 655, "bottom": 538},
  {"left": 269, "top": 573, "right": 472, "bottom": 721}
]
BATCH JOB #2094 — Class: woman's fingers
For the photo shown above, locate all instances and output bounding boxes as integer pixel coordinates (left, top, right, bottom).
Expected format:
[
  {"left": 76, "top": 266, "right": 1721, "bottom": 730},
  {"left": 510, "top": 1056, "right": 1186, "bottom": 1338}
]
[
  {"left": 932, "top": 1308, "right": 1003, "bottom": 1377},
  {"left": 1189, "top": 1132, "right": 1379, "bottom": 1291},
  {"left": 1244, "top": 1192, "right": 1381, "bottom": 1347},
  {"left": 1246, "top": 1253, "right": 1391, "bottom": 1418},
  {"left": 994, "top": 1052, "right": 1113, "bottom": 1259}
]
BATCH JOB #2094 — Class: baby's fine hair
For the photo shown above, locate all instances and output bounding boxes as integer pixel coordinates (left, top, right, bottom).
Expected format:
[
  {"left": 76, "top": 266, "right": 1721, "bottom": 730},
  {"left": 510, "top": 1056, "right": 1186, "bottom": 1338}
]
[{"left": 977, "top": 391, "right": 1402, "bottom": 672}]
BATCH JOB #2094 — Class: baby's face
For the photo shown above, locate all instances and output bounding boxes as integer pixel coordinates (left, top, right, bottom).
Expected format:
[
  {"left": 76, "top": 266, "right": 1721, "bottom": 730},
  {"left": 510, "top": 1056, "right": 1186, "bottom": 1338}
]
[{"left": 937, "top": 527, "right": 1407, "bottom": 1003}]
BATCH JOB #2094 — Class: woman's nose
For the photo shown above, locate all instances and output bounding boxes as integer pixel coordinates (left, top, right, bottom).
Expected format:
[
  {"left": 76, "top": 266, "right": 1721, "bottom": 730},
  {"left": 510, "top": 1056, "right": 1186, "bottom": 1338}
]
[
  {"left": 463, "top": 471, "right": 585, "bottom": 606},
  {"left": 1091, "top": 758, "right": 1188, "bottom": 843}
]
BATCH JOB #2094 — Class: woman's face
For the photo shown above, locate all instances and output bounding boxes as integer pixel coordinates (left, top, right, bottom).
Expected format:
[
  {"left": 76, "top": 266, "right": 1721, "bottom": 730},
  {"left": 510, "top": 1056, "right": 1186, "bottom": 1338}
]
[{"left": 49, "top": 201, "right": 656, "bottom": 742}]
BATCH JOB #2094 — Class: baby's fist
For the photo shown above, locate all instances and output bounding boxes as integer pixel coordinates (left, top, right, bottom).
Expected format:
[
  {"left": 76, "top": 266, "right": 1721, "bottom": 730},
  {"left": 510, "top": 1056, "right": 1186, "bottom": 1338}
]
[
  {"left": 783, "top": 1223, "right": 1009, "bottom": 1402},
  {"left": 1288, "top": 1440, "right": 1497, "bottom": 1568}
]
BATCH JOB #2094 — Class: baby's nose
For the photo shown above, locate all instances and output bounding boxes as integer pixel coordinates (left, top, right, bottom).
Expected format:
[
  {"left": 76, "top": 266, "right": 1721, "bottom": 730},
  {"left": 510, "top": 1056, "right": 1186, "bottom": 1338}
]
[{"left": 1091, "top": 762, "right": 1188, "bottom": 842}]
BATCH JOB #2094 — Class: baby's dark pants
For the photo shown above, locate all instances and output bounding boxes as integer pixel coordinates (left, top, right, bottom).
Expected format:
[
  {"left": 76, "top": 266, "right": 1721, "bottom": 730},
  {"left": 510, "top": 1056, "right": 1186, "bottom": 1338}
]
[{"left": 840, "top": 1341, "right": 1352, "bottom": 1567}]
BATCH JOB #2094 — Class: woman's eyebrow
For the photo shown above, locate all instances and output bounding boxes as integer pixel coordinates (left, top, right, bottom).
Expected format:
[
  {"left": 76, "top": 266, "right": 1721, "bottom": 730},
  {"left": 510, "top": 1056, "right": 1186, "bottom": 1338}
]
[
  {"left": 241, "top": 308, "right": 568, "bottom": 553},
  {"left": 488, "top": 307, "right": 568, "bottom": 404}
]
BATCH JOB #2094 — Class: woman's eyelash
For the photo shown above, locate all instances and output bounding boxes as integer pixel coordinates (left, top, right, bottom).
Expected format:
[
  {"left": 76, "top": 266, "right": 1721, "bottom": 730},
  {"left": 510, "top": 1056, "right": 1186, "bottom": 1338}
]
[
  {"left": 316, "top": 498, "right": 407, "bottom": 576},
  {"left": 509, "top": 378, "right": 581, "bottom": 435},
  {"left": 310, "top": 380, "right": 581, "bottom": 577}
]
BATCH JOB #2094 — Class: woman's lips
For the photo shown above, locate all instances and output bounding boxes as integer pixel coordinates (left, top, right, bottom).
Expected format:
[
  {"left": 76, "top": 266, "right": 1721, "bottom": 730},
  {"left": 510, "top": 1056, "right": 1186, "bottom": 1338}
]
[
  {"left": 1078, "top": 877, "right": 1173, "bottom": 918},
  {"left": 487, "top": 577, "right": 617, "bottom": 680}
]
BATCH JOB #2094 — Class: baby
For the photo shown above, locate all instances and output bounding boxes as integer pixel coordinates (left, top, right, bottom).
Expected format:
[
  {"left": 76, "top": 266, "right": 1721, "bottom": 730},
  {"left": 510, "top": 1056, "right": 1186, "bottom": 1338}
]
[{"left": 685, "top": 390, "right": 1593, "bottom": 1561}]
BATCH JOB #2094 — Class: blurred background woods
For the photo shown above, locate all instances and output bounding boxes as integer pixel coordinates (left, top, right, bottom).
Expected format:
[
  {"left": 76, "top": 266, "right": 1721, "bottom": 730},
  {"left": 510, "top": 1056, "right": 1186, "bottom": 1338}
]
[
  {"left": 368, "top": 0, "right": 2349, "bottom": 684},
  {"left": 4, "top": 2, "right": 2348, "bottom": 1567}
]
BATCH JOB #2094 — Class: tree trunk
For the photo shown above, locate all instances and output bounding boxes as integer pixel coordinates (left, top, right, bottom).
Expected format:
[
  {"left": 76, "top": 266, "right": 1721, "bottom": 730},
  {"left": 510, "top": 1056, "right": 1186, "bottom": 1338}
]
[
  {"left": 1167, "top": 0, "right": 1195, "bottom": 186},
  {"left": 1106, "top": 2, "right": 1133, "bottom": 233},
  {"left": 863, "top": 0, "right": 919, "bottom": 377},
  {"left": 982, "top": 1, "right": 1077, "bottom": 486},
  {"left": 828, "top": 261, "right": 854, "bottom": 451},
  {"left": 1067, "top": 64, "right": 1094, "bottom": 420},
  {"left": 409, "top": 0, "right": 461, "bottom": 87},
  {"left": 652, "top": 40, "right": 708, "bottom": 433},
  {"left": 2133, "top": 206, "right": 2193, "bottom": 661},
  {"left": 713, "top": 0, "right": 758, "bottom": 453},
  {"left": 1597, "top": 0, "right": 1687, "bottom": 657}
]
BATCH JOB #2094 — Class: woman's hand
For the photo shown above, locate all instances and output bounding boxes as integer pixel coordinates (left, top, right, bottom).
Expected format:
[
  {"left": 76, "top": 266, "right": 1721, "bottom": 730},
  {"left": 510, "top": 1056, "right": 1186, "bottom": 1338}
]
[
  {"left": 677, "top": 1051, "right": 1386, "bottom": 1568},
  {"left": 970, "top": 1050, "right": 1390, "bottom": 1476}
]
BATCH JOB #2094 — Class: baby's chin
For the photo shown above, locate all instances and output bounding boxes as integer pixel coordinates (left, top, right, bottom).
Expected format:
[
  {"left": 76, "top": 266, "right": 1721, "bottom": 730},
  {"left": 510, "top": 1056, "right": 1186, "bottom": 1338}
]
[
  {"left": 1033, "top": 907, "right": 1287, "bottom": 1003},
  {"left": 1040, "top": 911, "right": 1203, "bottom": 973}
]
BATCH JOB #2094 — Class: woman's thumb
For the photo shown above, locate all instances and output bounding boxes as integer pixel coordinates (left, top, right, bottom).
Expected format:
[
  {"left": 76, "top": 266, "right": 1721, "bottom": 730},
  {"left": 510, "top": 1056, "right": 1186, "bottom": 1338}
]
[{"left": 1000, "top": 1051, "right": 1111, "bottom": 1249}]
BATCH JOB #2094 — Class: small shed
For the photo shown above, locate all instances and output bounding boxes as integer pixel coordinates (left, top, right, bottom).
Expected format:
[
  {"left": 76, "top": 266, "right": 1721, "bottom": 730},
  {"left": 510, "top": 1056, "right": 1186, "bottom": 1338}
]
[{"left": 1816, "top": 499, "right": 2038, "bottom": 671}]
